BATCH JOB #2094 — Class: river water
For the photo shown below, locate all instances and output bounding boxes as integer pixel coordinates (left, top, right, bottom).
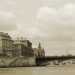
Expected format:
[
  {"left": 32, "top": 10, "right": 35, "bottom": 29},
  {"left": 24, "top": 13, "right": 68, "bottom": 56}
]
[{"left": 0, "top": 65, "right": 75, "bottom": 75}]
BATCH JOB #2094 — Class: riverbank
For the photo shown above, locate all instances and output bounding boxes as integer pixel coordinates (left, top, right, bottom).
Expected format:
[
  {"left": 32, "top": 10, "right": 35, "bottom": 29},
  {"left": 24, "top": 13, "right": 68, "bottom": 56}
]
[{"left": 0, "top": 56, "right": 36, "bottom": 67}]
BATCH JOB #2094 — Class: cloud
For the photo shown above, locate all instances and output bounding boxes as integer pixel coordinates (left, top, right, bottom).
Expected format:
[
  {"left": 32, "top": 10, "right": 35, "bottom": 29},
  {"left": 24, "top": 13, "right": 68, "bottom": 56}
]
[
  {"left": 0, "top": 0, "right": 17, "bottom": 32},
  {"left": 37, "top": 6, "right": 57, "bottom": 21},
  {"left": 0, "top": 0, "right": 16, "bottom": 10},
  {"left": 16, "top": 3, "right": 75, "bottom": 41},
  {"left": 0, "top": 11, "right": 16, "bottom": 31},
  {"left": 37, "top": 3, "right": 75, "bottom": 22},
  {"left": 35, "top": 3, "right": 75, "bottom": 55},
  {"left": 36, "top": 3, "right": 75, "bottom": 39}
]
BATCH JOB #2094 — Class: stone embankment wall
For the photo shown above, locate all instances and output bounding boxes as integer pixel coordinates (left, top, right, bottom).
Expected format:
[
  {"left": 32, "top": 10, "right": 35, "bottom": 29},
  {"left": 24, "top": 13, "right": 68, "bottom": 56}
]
[{"left": 0, "top": 56, "right": 36, "bottom": 67}]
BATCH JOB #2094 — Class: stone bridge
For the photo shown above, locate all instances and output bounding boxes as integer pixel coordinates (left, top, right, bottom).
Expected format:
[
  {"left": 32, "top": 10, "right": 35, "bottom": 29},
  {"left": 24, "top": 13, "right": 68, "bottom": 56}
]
[{"left": 36, "top": 56, "right": 75, "bottom": 65}]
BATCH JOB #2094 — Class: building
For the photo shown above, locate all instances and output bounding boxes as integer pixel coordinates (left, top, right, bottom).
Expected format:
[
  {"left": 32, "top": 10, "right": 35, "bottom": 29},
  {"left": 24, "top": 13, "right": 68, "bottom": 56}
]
[
  {"left": 13, "top": 37, "right": 34, "bottom": 57},
  {"left": 0, "top": 32, "right": 14, "bottom": 56},
  {"left": 34, "top": 43, "right": 45, "bottom": 57},
  {"left": 0, "top": 32, "right": 40, "bottom": 66},
  {"left": 0, "top": 32, "right": 45, "bottom": 58}
]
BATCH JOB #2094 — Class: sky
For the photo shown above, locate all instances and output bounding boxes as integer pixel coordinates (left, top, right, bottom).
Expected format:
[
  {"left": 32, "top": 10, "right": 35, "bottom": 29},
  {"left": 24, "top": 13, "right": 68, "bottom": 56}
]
[{"left": 0, "top": 0, "right": 75, "bottom": 56}]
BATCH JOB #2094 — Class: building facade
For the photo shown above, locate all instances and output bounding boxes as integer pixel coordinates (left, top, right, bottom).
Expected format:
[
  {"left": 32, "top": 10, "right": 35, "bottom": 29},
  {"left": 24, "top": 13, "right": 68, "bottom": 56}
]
[
  {"left": 13, "top": 37, "right": 34, "bottom": 57},
  {"left": 34, "top": 43, "right": 45, "bottom": 57},
  {"left": 0, "top": 32, "right": 14, "bottom": 56},
  {"left": 0, "top": 32, "right": 45, "bottom": 58},
  {"left": 0, "top": 32, "right": 45, "bottom": 66}
]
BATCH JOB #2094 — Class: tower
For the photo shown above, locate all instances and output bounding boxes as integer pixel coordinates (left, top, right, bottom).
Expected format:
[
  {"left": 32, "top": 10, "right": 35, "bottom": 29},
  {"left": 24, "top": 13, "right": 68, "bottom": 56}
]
[
  {"left": 37, "top": 42, "right": 45, "bottom": 57},
  {"left": 38, "top": 42, "right": 42, "bottom": 49}
]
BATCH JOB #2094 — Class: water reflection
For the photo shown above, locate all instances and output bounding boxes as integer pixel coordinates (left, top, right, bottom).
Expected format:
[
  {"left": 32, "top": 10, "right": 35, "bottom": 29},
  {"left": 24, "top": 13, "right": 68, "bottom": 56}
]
[{"left": 0, "top": 66, "right": 75, "bottom": 75}]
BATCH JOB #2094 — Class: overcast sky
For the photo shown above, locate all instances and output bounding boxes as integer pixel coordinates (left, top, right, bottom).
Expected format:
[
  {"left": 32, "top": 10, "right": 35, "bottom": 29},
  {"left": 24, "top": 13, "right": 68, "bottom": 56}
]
[{"left": 0, "top": 0, "right": 75, "bottom": 56}]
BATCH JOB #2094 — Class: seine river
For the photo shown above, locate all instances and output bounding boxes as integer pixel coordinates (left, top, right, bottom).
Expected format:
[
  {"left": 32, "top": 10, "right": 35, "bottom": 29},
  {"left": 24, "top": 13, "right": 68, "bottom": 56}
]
[{"left": 0, "top": 65, "right": 75, "bottom": 75}]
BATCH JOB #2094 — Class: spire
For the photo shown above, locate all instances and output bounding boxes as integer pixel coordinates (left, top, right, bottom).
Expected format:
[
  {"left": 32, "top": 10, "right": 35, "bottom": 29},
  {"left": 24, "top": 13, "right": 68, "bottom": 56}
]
[{"left": 38, "top": 42, "right": 42, "bottom": 49}]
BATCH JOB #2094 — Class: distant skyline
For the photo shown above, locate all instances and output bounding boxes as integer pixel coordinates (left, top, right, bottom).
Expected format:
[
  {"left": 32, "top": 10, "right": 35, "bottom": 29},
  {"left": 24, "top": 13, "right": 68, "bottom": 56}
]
[{"left": 0, "top": 0, "right": 75, "bottom": 56}]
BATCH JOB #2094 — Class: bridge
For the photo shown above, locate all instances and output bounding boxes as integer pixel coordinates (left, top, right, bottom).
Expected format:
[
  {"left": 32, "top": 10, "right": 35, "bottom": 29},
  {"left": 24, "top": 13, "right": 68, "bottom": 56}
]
[{"left": 36, "top": 55, "right": 75, "bottom": 66}]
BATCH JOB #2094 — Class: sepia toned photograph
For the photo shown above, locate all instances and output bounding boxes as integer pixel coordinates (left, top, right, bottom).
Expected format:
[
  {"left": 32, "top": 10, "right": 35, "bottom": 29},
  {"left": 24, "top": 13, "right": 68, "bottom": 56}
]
[{"left": 0, "top": 0, "right": 75, "bottom": 75}]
